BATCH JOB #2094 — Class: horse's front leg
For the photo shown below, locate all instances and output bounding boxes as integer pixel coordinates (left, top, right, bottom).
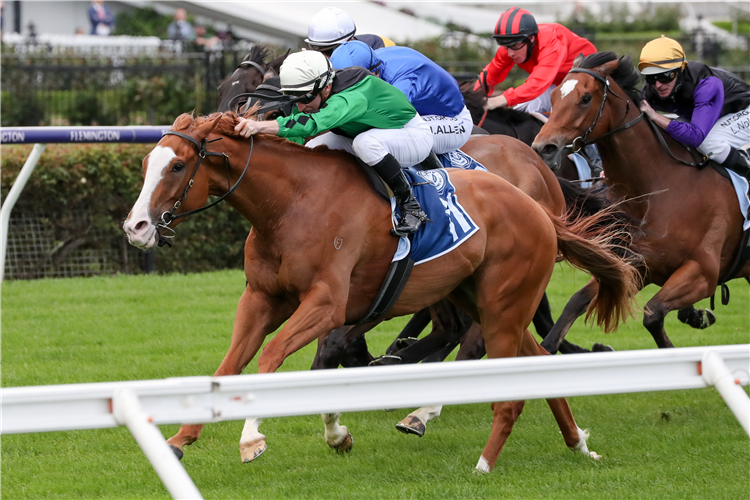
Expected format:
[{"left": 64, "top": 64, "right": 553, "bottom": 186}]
[
  {"left": 166, "top": 287, "right": 289, "bottom": 462},
  {"left": 643, "top": 261, "right": 713, "bottom": 348},
  {"left": 255, "top": 281, "right": 356, "bottom": 454},
  {"left": 540, "top": 279, "right": 599, "bottom": 354}
]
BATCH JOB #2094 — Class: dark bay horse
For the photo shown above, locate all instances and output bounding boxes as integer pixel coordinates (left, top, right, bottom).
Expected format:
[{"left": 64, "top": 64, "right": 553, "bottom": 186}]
[
  {"left": 217, "top": 45, "right": 289, "bottom": 112},
  {"left": 533, "top": 52, "right": 750, "bottom": 353},
  {"left": 123, "top": 111, "right": 639, "bottom": 471}
]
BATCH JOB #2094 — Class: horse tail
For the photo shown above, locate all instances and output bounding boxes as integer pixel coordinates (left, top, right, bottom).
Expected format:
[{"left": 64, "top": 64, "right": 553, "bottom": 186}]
[{"left": 548, "top": 206, "right": 643, "bottom": 333}]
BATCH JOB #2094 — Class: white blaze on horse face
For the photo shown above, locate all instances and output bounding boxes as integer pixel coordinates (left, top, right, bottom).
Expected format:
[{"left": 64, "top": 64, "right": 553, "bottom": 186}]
[
  {"left": 559, "top": 79, "right": 579, "bottom": 100},
  {"left": 123, "top": 145, "right": 176, "bottom": 247}
]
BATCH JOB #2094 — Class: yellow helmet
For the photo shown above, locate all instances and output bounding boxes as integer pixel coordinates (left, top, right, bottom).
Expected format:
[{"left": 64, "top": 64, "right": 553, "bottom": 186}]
[{"left": 638, "top": 36, "right": 687, "bottom": 75}]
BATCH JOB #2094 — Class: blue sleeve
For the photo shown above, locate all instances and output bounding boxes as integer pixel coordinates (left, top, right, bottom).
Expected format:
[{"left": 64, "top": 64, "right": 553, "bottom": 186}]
[
  {"left": 665, "top": 77, "right": 724, "bottom": 148},
  {"left": 389, "top": 75, "right": 419, "bottom": 104}
]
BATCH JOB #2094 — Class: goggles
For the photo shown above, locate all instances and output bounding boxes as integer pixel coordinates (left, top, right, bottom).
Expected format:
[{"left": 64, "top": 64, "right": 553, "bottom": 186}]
[
  {"left": 503, "top": 40, "right": 528, "bottom": 51},
  {"left": 645, "top": 70, "right": 677, "bottom": 86},
  {"left": 281, "top": 89, "right": 319, "bottom": 104}
]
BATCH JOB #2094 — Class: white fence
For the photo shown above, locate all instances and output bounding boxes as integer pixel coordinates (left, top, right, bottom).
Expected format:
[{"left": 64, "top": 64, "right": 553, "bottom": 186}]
[{"left": 2, "top": 344, "right": 748, "bottom": 499}]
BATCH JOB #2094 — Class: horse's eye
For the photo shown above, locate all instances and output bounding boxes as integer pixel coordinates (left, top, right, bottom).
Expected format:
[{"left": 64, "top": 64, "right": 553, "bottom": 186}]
[
  {"left": 580, "top": 94, "right": 592, "bottom": 105},
  {"left": 172, "top": 162, "right": 185, "bottom": 173}
]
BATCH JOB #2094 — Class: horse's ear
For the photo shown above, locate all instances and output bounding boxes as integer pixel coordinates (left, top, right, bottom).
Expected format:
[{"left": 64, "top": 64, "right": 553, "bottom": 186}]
[
  {"left": 573, "top": 53, "right": 585, "bottom": 68},
  {"left": 268, "top": 49, "right": 290, "bottom": 74},
  {"left": 263, "top": 68, "right": 277, "bottom": 81},
  {"left": 598, "top": 58, "right": 620, "bottom": 78}
]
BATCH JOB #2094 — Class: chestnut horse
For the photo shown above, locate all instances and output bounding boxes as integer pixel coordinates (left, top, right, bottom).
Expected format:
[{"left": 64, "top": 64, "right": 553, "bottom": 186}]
[
  {"left": 533, "top": 52, "right": 750, "bottom": 353},
  {"left": 123, "top": 111, "right": 639, "bottom": 472}
]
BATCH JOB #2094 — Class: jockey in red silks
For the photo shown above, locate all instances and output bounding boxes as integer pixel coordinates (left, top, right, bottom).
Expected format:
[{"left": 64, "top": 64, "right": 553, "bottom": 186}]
[
  {"left": 474, "top": 6, "right": 601, "bottom": 173},
  {"left": 475, "top": 6, "right": 596, "bottom": 114}
]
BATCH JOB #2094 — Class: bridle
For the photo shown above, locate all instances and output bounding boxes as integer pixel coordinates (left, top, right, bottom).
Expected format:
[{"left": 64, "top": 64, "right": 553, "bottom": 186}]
[
  {"left": 565, "top": 67, "right": 644, "bottom": 153},
  {"left": 156, "top": 130, "right": 254, "bottom": 245}
]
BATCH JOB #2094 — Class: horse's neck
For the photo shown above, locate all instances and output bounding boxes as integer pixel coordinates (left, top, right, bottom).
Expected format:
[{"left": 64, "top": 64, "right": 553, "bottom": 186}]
[
  {"left": 214, "top": 137, "right": 313, "bottom": 235},
  {"left": 596, "top": 106, "right": 679, "bottom": 198}
]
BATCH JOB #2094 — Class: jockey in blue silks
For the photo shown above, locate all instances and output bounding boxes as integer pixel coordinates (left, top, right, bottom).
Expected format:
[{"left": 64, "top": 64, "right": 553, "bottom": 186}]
[{"left": 330, "top": 40, "right": 473, "bottom": 157}]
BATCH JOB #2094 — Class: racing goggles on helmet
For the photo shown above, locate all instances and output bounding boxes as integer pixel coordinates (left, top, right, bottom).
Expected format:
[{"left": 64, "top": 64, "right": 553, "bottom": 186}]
[
  {"left": 492, "top": 33, "right": 529, "bottom": 49},
  {"left": 645, "top": 70, "right": 678, "bottom": 86},
  {"left": 499, "top": 38, "right": 528, "bottom": 50}
]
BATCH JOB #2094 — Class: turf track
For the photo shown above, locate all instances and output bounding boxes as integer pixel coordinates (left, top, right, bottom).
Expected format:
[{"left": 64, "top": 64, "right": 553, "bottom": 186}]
[{"left": 2, "top": 264, "right": 748, "bottom": 499}]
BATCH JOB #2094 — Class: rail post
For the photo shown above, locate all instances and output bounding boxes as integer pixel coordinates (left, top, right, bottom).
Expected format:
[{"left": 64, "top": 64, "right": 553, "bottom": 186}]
[
  {"left": 701, "top": 350, "right": 750, "bottom": 436},
  {"left": 1, "top": 143, "right": 46, "bottom": 282},
  {"left": 112, "top": 387, "right": 203, "bottom": 500}
]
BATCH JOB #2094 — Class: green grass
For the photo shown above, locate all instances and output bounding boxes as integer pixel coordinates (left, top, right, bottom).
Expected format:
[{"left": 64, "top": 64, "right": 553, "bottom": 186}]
[{"left": 2, "top": 266, "right": 749, "bottom": 499}]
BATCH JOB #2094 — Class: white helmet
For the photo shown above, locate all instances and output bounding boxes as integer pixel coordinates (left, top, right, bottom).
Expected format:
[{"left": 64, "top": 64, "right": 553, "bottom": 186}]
[
  {"left": 305, "top": 7, "right": 356, "bottom": 48},
  {"left": 279, "top": 50, "right": 335, "bottom": 95}
]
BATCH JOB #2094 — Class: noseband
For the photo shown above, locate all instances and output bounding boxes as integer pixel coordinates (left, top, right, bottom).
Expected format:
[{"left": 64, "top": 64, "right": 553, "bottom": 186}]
[
  {"left": 566, "top": 68, "right": 644, "bottom": 153},
  {"left": 157, "top": 130, "right": 253, "bottom": 244}
]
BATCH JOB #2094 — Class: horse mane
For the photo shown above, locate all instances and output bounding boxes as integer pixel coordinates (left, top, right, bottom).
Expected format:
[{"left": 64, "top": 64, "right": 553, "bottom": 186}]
[
  {"left": 578, "top": 52, "right": 643, "bottom": 106},
  {"left": 170, "top": 111, "right": 346, "bottom": 155},
  {"left": 241, "top": 44, "right": 269, "bottom": 66}
]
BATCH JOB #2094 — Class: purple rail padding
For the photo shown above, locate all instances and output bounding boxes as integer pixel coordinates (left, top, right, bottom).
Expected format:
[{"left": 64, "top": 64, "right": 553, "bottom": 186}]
[{"left": 0, "top": 126, "right": 172, "bottom": 144}]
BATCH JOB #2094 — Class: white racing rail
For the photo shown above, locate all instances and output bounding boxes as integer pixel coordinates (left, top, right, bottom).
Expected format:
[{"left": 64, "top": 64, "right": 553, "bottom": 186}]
[{"left": 2, "top": 345, "right": 749, "bottom": 499}]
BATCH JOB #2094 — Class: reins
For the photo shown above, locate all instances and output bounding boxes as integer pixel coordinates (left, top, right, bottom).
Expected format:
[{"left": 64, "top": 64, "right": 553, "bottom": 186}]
[
  {"left": 565, "top": 68, "right": 644, "bottom": 153},
  {"left": 644, "top": 116, "right": 710, "bottom": 168},
  {"left": 157, "top": 130, "right": 254, "bottom": 241}
]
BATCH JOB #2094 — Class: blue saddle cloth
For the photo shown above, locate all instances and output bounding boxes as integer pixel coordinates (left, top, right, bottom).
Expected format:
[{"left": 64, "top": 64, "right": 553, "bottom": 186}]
[
  {"left": 394, "top": 168, "right": 480, "bottom": 265},
  {"left": 437, "top": 149, "right": 488, "bottom": 171}
]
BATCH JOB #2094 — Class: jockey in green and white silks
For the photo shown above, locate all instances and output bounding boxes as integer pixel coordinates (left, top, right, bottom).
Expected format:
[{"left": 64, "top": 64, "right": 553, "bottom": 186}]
[{"left": 234, "top": 50, "right": 433, "bottom": 236}]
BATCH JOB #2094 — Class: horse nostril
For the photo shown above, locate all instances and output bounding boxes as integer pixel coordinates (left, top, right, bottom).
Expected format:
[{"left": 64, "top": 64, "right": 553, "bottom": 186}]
[
  {"left": 540, "top": 144, "right": 559, "bottom": 157},
  {"left": 134, "top": 220, "right": 148, "bottom": 232}
]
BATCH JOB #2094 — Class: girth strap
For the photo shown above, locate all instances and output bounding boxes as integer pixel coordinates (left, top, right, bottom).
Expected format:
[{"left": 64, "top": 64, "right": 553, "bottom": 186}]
[{"left": 354, "top": 254, "right": 414, "bottom": 325}]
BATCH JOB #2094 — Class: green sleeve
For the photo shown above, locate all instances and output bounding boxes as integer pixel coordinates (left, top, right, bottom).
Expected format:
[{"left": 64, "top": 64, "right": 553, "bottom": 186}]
[{"left": 276, "top": 92, "right": 368, "bottom": 139}]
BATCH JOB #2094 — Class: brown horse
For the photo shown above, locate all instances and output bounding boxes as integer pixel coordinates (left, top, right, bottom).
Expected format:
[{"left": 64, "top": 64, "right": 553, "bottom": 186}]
[
  {"left": 314, "top": 134, "right": 605, "bottom": 438},
  {"left": 532, "top": 52, "right": 750, "bottom": 353},
  {"left": 123, "top": 111, "right": 639, "bottom": 472}
]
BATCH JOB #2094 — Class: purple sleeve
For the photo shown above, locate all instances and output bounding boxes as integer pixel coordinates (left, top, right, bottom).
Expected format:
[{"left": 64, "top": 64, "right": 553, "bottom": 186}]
[{"left": 664, "top": 77, "right": 724, "bottom": 147}]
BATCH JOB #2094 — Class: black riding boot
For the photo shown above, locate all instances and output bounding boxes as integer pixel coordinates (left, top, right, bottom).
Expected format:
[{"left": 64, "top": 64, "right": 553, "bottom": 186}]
[
  {"left": 370, "top": 154, "right": 430, "bottom": 236},
  {"left": 723, "top": 147, "right": 750, "bottom": 181},
  {"left": 417, "top": 151, "right": 443, "bottom": 171}
]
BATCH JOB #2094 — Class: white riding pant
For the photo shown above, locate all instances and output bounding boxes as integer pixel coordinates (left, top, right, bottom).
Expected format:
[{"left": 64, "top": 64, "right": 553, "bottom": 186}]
[
  {"left": 421, "top": 106, "right": 473, "bottom": 154},
  {"left": 306, "top": 115, "right": 434, "bottom": 167},
  {"left": 513, "top": 84, "right": 556, "bottom": 115},
  {"left": 697, "top": 104, "right": 750, "bottom": 163}
]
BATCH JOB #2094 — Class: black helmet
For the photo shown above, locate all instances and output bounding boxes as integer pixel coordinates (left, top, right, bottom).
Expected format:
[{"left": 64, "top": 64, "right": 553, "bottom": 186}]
[{"left": 492, "top": 7, "right": 538, "bottom": 46}]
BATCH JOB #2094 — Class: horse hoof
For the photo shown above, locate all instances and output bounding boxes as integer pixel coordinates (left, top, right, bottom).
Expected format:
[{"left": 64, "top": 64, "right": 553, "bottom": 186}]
[
  {"left": 169, "top": 444, "right": 184, "bottom": 461},
  {"left": 369, "top": 355, "right": 403, "bottom": 366},
  {"left": 396, "top": 415, "right": 425, "bottom": 437},
  {"left": 329, "top": 432, "right": 353, "bottom": 454},
  {"left": 592, "top": 343, "right": 614, "bottom": 352},
  {"left": 240, "top": 438, "right": 267, "bottom": 463}
]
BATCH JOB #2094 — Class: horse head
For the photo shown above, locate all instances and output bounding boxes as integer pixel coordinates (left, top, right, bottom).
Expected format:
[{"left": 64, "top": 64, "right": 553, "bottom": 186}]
[
  {"left": 533, "top": 52, "right": 640, "bottom": 171},
  {"left": 217, "top": 45, "right": 290, "bottom": 112},
  {"left": 123, "top": 112, "right": 238, "bottom": 249}
]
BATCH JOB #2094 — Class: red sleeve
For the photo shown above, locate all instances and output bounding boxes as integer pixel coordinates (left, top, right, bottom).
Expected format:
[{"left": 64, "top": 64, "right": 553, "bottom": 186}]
[
  {"left": 475, "top": 49, "right": 515, "bottom": 96},
  {"left": 502, "top": 39, "right": 564, "bottom": 107}
]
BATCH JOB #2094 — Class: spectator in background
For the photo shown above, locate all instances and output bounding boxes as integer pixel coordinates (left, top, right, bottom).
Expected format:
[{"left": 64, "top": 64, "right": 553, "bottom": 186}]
[
  {"left": 194, "top": 24, "right": 219, "bottom": 50},
  {"left": 167, "top": 8, "right": 195, "bottom": 41},
  {"left": 74, "top": 27, "right": 85, "bottom": 35},
  {"left": 88, "top": 0, "right": 115, "bottom": 36}
]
